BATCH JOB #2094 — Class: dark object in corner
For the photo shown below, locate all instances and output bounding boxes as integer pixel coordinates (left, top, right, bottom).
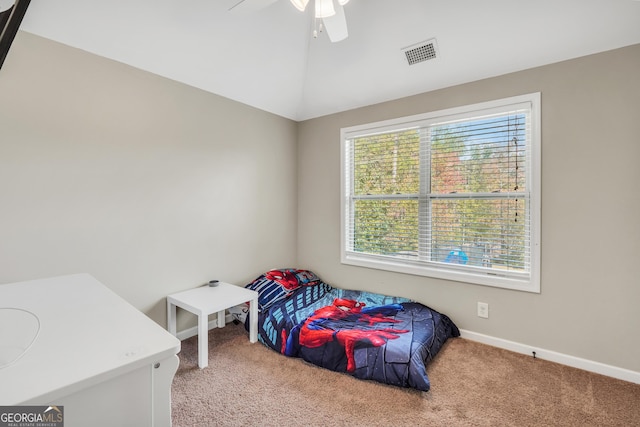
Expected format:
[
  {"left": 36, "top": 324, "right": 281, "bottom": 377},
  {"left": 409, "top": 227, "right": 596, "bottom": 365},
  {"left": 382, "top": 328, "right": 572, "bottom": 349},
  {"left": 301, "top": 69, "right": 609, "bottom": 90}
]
[{"left": 0, "top": 0, "right": 31, "bottom": 70}]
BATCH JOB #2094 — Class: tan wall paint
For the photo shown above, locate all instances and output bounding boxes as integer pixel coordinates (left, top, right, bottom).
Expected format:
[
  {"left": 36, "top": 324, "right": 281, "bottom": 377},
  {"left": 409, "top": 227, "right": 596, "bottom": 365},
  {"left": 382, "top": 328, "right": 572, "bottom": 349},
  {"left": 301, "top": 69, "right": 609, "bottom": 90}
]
[
  {"left": 297, "top": 44, "right": 640, "bottom": 373},
  {"left": 0, "top": 32, "right": 299, "bottom": 328}
]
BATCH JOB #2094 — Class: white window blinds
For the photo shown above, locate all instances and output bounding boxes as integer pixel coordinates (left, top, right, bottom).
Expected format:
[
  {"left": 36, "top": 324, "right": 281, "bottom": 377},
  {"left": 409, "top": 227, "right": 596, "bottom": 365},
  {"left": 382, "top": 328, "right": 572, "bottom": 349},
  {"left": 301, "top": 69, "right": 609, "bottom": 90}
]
[{"left": 341, "top": 94, "right": 540, "bottom": 292}]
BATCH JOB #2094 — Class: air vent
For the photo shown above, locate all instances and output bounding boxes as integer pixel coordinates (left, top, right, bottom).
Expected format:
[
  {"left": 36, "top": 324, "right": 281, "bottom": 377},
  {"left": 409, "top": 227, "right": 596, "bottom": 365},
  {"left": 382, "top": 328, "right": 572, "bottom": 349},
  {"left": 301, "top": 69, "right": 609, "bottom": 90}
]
[{"left": 402, "top": 39, "right": 438, "bottom": 66}]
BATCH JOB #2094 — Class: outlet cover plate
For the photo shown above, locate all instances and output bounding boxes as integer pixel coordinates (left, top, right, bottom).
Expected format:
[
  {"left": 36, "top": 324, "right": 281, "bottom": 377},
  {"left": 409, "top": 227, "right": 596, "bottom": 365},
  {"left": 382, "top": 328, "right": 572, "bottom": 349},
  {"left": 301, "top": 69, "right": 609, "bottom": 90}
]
[{"left": 477, "top": 302, "right": 489, "bottom": 318}]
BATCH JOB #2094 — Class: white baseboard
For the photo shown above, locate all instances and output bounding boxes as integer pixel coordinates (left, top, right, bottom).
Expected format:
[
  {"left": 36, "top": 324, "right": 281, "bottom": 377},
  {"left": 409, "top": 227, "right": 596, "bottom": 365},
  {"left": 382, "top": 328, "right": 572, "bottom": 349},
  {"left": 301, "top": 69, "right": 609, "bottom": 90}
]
[
  {"left": 459, "top": 329, "right": 640, "bottom": 385},
  {"left": 175, "top": 314, "right": 235, "bottom": 341}
]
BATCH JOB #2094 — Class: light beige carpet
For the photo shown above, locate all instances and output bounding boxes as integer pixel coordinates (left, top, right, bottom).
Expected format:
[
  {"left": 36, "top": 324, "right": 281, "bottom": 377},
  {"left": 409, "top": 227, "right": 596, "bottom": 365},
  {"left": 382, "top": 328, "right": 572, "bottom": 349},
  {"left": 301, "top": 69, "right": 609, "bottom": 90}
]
[{"left": 171, "top": 323, "right": 640, "bottom": 426}]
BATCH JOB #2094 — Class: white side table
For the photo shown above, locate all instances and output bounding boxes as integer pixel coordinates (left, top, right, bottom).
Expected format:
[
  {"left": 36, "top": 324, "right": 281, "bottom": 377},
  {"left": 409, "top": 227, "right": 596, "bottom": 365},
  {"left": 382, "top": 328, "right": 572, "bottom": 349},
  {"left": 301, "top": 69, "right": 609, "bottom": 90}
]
[{"left": 167, "top": 282, "right": 258, "bottom": 369}]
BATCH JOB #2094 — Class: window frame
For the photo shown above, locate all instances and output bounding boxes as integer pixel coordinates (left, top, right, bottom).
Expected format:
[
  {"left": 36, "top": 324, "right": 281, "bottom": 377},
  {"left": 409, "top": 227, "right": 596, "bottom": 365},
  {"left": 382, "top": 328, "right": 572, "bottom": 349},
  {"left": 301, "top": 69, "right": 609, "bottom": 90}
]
[{"left": 340, "top": 93, "right": 541, "bottom": 293}]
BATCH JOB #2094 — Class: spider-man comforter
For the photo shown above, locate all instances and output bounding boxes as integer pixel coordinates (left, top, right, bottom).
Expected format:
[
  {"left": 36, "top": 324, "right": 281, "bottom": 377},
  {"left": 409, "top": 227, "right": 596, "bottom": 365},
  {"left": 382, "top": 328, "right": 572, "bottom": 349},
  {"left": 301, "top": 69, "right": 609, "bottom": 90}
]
[{"left": 246, "top": 276, "right": 459, "bottom": 392}]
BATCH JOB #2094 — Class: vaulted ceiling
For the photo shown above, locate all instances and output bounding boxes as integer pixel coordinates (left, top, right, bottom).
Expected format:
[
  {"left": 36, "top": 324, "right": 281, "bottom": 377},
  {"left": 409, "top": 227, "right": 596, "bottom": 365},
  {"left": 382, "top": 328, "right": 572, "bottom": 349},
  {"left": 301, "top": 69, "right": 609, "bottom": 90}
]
[{"left": 18, "top": 0, "right": 640, "bottom": 121}]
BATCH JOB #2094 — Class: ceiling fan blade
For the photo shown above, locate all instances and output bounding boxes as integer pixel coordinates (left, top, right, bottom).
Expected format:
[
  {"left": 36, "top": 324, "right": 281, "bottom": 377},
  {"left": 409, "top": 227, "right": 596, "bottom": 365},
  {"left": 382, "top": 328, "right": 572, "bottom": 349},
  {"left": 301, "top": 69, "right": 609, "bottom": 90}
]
[
  {"left": 228, "top": 0, "right": 279, "bottom": 13},
  {"left": 322, "top": 3, "right": 348, "bottom": 42}
]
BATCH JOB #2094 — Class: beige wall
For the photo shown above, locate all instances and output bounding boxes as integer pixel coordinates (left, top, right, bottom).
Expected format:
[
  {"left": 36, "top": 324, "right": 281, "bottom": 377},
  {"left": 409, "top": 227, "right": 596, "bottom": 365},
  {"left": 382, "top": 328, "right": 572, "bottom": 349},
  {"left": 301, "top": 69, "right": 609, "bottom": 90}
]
[
  {"left": 0, "top": 32, "right": 299, "bottom": 328},
  {"left": 297, "top": 44, "right": 640, "bottom": 373}
]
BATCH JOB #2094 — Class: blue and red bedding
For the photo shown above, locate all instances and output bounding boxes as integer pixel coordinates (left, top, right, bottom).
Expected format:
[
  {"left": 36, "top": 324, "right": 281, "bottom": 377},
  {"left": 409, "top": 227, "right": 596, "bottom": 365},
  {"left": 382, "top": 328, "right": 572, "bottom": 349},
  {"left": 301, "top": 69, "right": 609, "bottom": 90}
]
[{"left": 244, "top": 269, "right": 460, "bottom": 392}]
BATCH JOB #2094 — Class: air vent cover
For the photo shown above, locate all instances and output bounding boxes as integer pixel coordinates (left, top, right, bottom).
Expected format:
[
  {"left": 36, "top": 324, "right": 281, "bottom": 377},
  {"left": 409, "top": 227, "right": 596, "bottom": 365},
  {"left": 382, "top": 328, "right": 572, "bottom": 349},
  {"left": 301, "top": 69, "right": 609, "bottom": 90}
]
[{"left": 403, "top": 39, "right": 438, "bottom": 65}]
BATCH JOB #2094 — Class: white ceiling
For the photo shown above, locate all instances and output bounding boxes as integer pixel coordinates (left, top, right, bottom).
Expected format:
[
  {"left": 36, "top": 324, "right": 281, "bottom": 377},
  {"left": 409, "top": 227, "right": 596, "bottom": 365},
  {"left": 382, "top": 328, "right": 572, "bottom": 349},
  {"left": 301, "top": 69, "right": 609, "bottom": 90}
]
[{"left": 18, "top": 0, "right": 640, "bottom": 121}]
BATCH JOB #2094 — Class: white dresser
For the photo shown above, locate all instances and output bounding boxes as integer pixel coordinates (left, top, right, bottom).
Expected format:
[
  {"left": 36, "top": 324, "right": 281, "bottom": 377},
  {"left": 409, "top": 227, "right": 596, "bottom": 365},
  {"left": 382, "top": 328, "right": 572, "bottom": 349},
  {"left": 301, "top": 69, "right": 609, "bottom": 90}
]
[{"left": 0, "top": 274, "right": 181, "bottom": 427}]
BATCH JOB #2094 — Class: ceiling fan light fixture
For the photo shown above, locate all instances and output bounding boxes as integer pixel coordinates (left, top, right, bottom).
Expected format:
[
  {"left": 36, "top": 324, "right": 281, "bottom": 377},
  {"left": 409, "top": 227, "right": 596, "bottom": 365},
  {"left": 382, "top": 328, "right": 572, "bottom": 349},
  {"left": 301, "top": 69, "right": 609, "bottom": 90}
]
[
  {"left": 290, "top": 0, "right": 309, "bottom": 12},
  {"left": 315, "top": 0, "right": 335, "bottom": 18}
]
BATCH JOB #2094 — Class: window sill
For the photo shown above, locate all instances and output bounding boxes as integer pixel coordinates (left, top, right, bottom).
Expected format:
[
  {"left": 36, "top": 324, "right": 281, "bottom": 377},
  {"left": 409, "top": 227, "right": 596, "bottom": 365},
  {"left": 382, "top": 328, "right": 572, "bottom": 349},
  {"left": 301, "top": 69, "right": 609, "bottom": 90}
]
[{"left": 342, "top": 252, "right": 540, "bottom": 293}]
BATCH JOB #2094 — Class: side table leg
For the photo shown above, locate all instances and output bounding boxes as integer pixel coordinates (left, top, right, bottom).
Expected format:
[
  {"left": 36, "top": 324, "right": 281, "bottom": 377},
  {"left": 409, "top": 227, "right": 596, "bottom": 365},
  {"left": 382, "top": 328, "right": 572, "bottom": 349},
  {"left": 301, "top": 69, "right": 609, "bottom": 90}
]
[
  {"left": 249, "top": 297, "right": 258, "bottom": 343},
  {"left": 217, "top": 310, "right": 225, "bottom": 328},
  {"left": 167, "top": 302, "right": 177, "bottom": 336},
  {"left": 198, "top": 313, "right": 208, "bottom": 369}
]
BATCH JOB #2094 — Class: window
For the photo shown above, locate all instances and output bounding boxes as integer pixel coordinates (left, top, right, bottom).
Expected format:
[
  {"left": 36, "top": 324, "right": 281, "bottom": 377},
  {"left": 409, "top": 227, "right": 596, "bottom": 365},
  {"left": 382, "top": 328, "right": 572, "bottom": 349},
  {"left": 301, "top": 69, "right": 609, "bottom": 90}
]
[{"left": 341, "top": 93, "right": 540, "bottom": 292}]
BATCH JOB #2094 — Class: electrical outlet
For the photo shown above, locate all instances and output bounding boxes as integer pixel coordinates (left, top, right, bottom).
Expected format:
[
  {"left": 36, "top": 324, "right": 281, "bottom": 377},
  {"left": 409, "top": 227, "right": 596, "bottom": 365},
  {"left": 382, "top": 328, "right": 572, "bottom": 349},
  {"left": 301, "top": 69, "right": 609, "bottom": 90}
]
[{"left": 477, "top": 302, "right": 489, "bottom": 319}]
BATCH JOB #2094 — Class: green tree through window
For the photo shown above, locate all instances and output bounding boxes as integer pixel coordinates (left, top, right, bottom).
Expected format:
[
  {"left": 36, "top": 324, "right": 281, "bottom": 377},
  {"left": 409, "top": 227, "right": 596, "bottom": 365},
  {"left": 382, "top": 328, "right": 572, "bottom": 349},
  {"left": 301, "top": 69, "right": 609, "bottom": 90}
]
[{"left": 352, "top": 130, "right": 420, "bottom": 256}]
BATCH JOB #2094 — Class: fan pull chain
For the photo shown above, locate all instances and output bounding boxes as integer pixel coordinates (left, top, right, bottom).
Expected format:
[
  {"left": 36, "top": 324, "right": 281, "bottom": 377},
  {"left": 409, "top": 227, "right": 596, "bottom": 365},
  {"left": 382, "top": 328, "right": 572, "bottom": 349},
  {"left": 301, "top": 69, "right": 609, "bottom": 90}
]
[{"left": 313, "top": 19, "right": 324, "bottom": 38}]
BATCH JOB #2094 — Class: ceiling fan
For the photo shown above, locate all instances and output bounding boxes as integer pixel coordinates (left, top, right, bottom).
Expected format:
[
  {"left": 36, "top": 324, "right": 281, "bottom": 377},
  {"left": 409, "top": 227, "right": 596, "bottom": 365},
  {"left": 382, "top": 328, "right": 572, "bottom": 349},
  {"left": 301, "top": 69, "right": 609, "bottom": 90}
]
[{"left": 229, "top": 0, "right": 351, "bottom": 42}]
